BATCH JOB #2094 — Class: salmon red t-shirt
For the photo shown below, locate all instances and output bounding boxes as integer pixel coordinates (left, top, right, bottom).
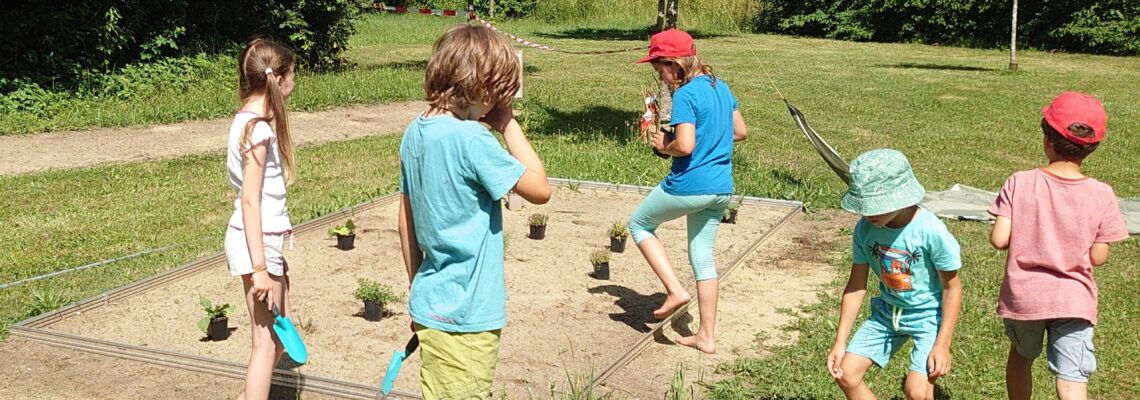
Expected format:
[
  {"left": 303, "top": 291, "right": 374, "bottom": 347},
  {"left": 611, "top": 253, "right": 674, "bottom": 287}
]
[{"left": 988, "top": 169, "right": 1129, "bottom": 324}]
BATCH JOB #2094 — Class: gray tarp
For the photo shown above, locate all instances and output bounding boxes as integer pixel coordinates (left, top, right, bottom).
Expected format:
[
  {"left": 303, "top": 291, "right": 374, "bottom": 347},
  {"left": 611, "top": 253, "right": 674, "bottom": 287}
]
[
  {"left": 921, "top": 184, "right": 1140, "bottom": 234},
  {"left": 787, "top": 100, "right": 1139, "bottom": 235}
]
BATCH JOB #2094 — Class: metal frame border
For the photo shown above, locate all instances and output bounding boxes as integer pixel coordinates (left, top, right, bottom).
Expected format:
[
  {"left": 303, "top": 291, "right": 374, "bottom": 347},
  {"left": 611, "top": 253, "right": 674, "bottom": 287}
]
[{"left": 11, "top": 179, "right": 803, "bottom": 398}]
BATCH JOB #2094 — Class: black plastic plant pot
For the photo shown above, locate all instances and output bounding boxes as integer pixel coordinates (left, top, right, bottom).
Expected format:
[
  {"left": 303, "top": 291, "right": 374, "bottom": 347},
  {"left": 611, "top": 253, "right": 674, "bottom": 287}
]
[
  {"left": 610, "top": 237, "right": 627, "bottom": 253},
  {"left": 721, "top": 209, "right": 738, "bottom": 224},
  {"left": 207, "top": 316, "right": 229, "bottom": 341},
  {"left": 529, "top": 224, "right": 546, "bottom": 240},
  {"left": 337, "top": 234, "right": 356, "bottom": 250},
  {"left": 593, "top": 262, "right": 610, "bottom": 280},
  {"left": 363, "top": 301, "right": 383, "bottom": 321}
]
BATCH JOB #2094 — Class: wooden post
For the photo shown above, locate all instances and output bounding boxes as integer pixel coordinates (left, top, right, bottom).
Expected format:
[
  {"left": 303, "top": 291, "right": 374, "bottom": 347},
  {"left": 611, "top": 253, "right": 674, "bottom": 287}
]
[
  {"left": 1009, "top": 0, "right": 1019, "bottom": 70},
  {"left": 490, "top": 0, "right": 495, "bottom": 18},
  {"left": 514, "top": 51, "right": 523, "bottom": 99}
]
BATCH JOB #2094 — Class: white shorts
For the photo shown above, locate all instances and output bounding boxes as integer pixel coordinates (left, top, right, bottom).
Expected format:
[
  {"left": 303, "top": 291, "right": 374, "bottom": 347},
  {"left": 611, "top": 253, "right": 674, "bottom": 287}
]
[{"left": 224, "top": 227, "right": 287, "bottom": 276}]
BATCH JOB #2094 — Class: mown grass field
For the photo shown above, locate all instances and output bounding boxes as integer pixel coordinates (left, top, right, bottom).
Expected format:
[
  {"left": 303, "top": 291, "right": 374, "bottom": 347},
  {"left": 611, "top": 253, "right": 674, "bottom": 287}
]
[{"left": 1, "top": 10, "right": 1138, "bottom": 399}]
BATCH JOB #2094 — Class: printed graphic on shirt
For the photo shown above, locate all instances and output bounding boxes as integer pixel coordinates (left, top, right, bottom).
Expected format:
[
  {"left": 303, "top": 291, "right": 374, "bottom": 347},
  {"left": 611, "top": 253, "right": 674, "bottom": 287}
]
[{"left": 870, "top": 243, "right": 918, "bottom": 293}]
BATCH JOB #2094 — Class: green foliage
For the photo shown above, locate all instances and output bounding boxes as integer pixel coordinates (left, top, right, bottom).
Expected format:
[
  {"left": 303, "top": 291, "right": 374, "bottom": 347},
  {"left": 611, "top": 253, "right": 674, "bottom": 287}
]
[
  {"left": 329, "top": 218, "right": 357, "bottom": 237},
  {"left": 353, "top": 278, "right": 400, "bottom": 304},
  {"left": 387, "top": 1, "right": 538, "bottom": 18},
  {"left": 27, "top": 290, "right": 70, "bottom": 318},
  {"left": 608, "top": 221, "right": 629, "bottom": 239},
  {"left": 0, "top": 0, "right": 364, "bottom": 92},
  {"left": 757, "top": 0, "right": 1140, "bottom": 56},
  {"left": 196, "top": 296, "right": 233, "bottom": 332},
  {"left": 529, "top": 213, "right": 548, "bottom": 226},
  {"left": 589, "top": 249, "right": 610, "bottom": 265}
]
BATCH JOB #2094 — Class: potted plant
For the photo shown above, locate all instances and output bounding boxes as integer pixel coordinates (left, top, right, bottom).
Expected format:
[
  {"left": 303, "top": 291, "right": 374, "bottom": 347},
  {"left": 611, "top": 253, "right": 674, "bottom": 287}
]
[
  {"left": 609, "top": 221, "right": 629, "bottom": 253},
  {"left": 721, "top": 202, "right": 740, "bottom": 224},
  {"left": 353, "top": 278, "right": 399, "bottom": 322},
  {"left": 590, "top": 250, "right": 610, "bottom": 280},
  {"left": 329, "top": 219, "right": 356, "bottom": 250},
  {"left": 528, "top": 213, "right": 548, "bottom": 240},
  {"left": 198, "top": 296, "right": 234, "bottom": 341},
  {"left": 505, "top": 191, "right": 524, "bottom": 211}
]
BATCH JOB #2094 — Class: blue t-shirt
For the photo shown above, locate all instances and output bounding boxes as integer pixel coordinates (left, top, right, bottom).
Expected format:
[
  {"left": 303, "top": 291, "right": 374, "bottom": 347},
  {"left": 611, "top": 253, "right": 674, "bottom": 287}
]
[
  {"left": 399, "top": 114, "right": 525, "bottom": 332},
  {"left": 662, "top": 75, "right": 737, "bottom": 196},
  {"left": 852, "top": 208, "right": 962, "bottom": 310}
]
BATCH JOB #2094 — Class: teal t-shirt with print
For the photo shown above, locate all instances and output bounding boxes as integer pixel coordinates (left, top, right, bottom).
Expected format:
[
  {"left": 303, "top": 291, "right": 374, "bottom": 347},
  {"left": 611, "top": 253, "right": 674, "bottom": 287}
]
[
  {"left": 399, "top": 114, "right": 525, "bottom": 333},
  {"left": 852, "top": 208, "right": 961, "bottom": 310}
]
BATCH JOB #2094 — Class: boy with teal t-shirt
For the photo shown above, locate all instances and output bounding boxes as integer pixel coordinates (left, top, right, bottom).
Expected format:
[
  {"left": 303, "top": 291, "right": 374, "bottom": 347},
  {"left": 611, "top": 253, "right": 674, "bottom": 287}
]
[{"left": 827, "top": 149, "right": 964, "bottom": 400}]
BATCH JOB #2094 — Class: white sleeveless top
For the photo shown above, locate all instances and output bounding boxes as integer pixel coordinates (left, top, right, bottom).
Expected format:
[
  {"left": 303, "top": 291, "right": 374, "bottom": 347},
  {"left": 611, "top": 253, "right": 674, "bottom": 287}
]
[{"left": 226, "top": 112, "right": 292, "bottom": 234}]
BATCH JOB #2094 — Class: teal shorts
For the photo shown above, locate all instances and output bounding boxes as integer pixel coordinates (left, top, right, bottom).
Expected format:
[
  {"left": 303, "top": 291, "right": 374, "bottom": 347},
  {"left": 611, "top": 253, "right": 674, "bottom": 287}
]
[{"left": 846, "top": 297, "right": 941, "bottom": 375}]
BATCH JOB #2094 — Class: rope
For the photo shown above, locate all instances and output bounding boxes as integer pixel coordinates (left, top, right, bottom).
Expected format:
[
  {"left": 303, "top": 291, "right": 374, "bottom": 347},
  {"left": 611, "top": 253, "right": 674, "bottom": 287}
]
[
  {"left": 473, "top": 16, "right": 649, "bottom": 55},
  {"left": 0, "top": 236, "right": 215, "bottom": 290}
]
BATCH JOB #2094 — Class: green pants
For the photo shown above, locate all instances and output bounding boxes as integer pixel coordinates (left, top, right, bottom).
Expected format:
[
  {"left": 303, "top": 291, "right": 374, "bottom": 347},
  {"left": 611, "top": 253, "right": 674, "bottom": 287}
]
[{"left": 414, "top": 323, "right": 501, "bottom": 399}]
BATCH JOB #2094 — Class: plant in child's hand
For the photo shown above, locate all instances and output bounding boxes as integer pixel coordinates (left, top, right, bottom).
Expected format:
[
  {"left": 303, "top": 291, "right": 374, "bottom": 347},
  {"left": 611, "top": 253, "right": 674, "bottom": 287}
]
[{"left": 197, "top": 296, "right": 233, "bottom": 332}]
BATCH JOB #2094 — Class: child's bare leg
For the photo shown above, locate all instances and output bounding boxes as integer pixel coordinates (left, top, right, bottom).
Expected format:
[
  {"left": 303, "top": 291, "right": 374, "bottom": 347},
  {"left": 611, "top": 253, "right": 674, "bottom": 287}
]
[
  {"left": 1006, "top": 346, "right": 1033, "bottom": 400},
  {"left": 1055, "top": 380, "right": 1087, "bottom": 400},
  {"left": 238, "top": 274, "right": 286, "bottom": 400},
  {"left": 675, "top": 278, "right": 717, "bottom": 354},
  {"left": 635, "top": 237, "right": 691, "bottom": 319},
  {"left": 903, "top": 371, "right": 936, "bottom": 400},
  {"left": 834, "top": 354, "right": 877, "bottom": 400}
]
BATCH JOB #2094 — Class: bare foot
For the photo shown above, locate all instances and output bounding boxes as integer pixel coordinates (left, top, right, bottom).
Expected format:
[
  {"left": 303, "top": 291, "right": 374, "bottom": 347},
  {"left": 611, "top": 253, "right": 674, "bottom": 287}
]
[
  {"left": 652, "top": 292, "right": 691, "bottom": 320},
  {"left": 675, "top": 335, "right": 717, "bottom": 354}
]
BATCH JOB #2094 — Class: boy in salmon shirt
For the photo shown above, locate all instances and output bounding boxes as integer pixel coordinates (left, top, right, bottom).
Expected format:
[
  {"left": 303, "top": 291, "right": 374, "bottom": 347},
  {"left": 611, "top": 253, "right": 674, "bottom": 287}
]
[{"left": 988, "top": 92, "right": 1129, "bottom": 400}]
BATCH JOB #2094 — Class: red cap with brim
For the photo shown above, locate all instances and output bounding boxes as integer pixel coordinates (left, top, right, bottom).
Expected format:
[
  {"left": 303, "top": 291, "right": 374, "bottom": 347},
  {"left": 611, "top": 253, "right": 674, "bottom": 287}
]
[
  {"left": 637, "top": 29, "right": 695, "bottom": 63},
  {"left": 1042, "top": 92, "right": 1107, "bottom": 145}
]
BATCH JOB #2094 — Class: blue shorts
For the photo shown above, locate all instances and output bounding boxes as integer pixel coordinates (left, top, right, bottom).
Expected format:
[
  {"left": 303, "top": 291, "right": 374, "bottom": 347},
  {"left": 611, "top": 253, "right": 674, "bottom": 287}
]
[{"left": 846, "top": 297, "right": 941, "bottom": 375}]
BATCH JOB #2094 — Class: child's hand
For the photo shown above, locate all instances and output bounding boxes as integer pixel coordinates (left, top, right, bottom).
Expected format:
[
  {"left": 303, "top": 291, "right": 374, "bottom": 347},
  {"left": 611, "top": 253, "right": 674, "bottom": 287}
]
[
  {"left": 480, "top": 103, "right": 514, "bottom": 133},
  {"left": 651, "top": 131, "right": 668, "bottom": 150},
  {"left": 251, "top": 270, "right": 273, "bottom": 302},
  {"left": 927, "top": 344, "right": 952, "bottom": 378},
  {"left": 826, "top": 343, "right": 846, "bottom": 379}
]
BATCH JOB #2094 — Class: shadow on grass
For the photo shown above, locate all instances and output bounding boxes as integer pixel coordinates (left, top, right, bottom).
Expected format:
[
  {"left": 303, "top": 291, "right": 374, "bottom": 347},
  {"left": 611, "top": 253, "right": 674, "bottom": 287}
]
[
  {"left": 588, "top": 284, "right": 663, "bottom": 333},
  {"left": 535, "top": 26, "right": 729, "bottom": 41},
  {"left": 360, "top": 59, "right": 540, "bottom": 74},
  {"left": 533, "top": 104, "right": 638, "bottom": 144},
  {"left": 877, "top": 63, "right": 996, "bottom": 72}
]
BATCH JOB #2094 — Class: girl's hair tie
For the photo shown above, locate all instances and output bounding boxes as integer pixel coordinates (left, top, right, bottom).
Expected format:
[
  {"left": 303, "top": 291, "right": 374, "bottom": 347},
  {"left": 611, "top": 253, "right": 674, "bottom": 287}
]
[{"left": 264, "top": 67, "right": 273, "bottom": 75}]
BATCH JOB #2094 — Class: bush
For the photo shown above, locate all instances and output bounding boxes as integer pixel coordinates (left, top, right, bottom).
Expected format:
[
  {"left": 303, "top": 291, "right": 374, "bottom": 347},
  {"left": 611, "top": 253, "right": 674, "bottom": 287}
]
[
  {"left": 0, "top": 0, "right": 365, "bottom": 90},
  {"left": 756, "top": 0, "right": 1139, "bottom": 56}
]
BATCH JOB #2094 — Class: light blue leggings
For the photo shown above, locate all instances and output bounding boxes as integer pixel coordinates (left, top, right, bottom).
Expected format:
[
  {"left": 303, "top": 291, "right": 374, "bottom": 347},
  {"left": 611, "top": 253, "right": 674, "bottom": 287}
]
[{"left": 629, "top": 186, "right": 732, "bottom": 281}]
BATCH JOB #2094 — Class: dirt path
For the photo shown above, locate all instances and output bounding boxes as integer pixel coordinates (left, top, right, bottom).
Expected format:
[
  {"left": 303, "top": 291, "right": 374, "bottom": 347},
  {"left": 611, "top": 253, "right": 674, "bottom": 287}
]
[{"left": 0, "top": 101, "right": 426, "bottom": 176}]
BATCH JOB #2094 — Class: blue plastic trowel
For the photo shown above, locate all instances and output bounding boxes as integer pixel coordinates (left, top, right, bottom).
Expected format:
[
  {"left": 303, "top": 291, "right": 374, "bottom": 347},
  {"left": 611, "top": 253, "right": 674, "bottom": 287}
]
[{"left": 378, "top": 334, "right": 419, "bottom": 398}]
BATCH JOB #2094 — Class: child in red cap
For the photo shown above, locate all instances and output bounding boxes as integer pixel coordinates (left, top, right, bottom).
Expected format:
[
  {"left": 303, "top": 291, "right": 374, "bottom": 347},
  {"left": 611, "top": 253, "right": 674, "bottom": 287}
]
[
  {"left": 628, "top": 28, "right": 749, "bottom": 354},
  {"left": 988, "top": 92, "right": 1128, "bottom": 400}
]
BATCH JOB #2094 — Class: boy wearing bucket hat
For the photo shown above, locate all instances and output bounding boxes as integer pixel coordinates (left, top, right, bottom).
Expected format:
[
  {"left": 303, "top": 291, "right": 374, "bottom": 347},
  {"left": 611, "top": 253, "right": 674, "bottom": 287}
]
[
  {"left": 827, "top": 149, "right": 963, "bottom": 400},
  {"left": 988, "top": 92, "right": 1128, "bottom": 400}
]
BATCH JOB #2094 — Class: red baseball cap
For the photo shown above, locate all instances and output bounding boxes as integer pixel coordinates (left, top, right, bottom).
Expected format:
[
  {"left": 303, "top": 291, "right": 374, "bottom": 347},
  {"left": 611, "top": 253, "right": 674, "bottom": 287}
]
[
  {"left": 636, "top": 29, "right": 695, "bottom": 63},
  {"left": 1042, "top": 92, "right": 1107, "bottom": 145}
]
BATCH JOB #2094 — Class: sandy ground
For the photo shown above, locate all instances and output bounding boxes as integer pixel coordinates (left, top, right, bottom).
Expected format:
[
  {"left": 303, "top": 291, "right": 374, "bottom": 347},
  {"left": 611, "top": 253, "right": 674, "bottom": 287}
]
[
  {"left": 0, "top": 101, "right": 426, "bottom": 176},
  {"left": 1, "top": 187, "right": 848, "bottom": 399}
]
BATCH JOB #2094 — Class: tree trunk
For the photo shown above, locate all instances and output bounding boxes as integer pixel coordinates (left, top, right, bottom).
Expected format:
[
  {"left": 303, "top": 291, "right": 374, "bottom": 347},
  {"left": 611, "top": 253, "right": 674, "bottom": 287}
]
[
  {"left": 655, "top": 0, "right": 667, "bottom": 32},
  {"left": 1009, "top": 0, "right": 1018, "bottom": 70},
  {"left": 665, "top": 0, "right": 679, "bottom": 30}
]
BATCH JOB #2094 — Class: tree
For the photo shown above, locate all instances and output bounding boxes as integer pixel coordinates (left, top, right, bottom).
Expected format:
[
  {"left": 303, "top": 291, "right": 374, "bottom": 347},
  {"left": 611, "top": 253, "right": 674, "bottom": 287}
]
[
  {"left": 1009, "top": 0, "right": 1019, "bottom": 70},
  {"left": 655, "top": 0, "right": 678, "bottom": 32}
]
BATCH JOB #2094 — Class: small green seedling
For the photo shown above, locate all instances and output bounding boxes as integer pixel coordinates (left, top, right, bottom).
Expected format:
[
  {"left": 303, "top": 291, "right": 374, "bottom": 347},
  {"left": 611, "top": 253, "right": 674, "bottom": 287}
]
[
  {"left": 529, "top": 213, "right": 548, "bottom": 226},
  {"left": 329, "top": 218, "right": 356, "bottom": 237},
  {"left": 353, "top": 279, "right": 400, "bottom": 304},
  {"left": 608, "top": 221, "right": 629, "bottom": 239},
  {"left": 197, "top": 296, "right": 234, "bottom": 332}
]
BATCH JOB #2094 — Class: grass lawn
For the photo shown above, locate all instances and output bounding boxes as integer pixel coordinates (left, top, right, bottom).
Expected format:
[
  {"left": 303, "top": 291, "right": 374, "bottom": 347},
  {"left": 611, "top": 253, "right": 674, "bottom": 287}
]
[{"left": 1, "top": 12, "right": 1138, "bottom": 399}]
